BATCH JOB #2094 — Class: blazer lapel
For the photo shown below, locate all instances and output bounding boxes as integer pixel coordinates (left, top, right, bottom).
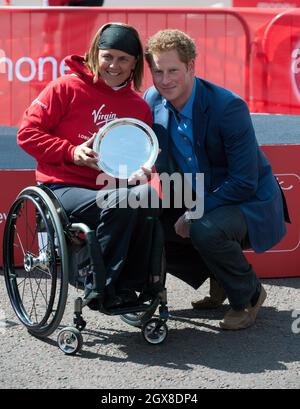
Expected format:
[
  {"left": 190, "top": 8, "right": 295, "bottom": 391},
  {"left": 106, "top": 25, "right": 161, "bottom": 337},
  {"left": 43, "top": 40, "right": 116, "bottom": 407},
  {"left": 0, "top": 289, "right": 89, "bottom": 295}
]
[
  {"left": 153, "top": 103, "right": 179, "bottom": 175},
  {"left": 193, "top": 79, "right": 211, "bottom": 190}
]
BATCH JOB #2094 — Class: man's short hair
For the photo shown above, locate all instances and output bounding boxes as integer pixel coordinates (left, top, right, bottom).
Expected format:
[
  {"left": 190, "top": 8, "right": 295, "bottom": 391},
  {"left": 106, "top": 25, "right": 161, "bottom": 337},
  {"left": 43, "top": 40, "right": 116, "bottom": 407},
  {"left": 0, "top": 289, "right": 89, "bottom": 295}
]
[{"left": 145, "top": 29, "right": 197, "bottom": 66}]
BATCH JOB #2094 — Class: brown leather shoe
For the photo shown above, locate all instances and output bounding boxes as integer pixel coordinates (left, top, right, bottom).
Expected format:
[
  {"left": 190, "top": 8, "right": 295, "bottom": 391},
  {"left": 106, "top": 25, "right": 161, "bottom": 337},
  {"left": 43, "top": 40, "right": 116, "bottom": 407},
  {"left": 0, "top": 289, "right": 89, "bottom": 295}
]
[
  {"left": 191, "top": 278, "right": 227, "bottom": 310},
  {"left": 219, "top": 285, "right": 267, "bottom": 330}
]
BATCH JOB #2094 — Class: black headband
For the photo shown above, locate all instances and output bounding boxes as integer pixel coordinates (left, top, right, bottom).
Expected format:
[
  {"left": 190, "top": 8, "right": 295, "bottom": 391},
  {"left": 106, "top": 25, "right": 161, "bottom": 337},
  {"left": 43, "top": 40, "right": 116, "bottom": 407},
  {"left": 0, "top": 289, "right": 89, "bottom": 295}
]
[{"left": 98, "top": 24, "right": 141, "bottom": 57}]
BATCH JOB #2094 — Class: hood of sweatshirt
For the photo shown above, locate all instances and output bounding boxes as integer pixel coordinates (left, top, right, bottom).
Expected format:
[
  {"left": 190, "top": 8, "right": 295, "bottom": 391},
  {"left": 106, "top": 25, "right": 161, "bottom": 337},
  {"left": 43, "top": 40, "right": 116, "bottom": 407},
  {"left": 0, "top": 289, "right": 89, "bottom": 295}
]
[{"left": 64, "top": 54, "right": 133, "bottom": 95}]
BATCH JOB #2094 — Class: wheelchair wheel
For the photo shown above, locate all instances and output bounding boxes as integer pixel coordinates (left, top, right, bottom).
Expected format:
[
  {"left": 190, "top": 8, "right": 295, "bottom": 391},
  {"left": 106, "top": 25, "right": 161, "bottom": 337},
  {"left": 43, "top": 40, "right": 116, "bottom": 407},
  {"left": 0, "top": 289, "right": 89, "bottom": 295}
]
[
  {"left": 57, "top": 327, "right": 83, "bottom": 355},
  {"left": 142, "top": 318, "right": 168, "bottom": 345},
  {"left": 120, "top": 299, "right": 159, "bottom": 327},
  {"left": 120, "top": 312, "right": 145, "bottom": 327},
  {"left": 3, "top": 187, "right": 69, "bottom": 338}
]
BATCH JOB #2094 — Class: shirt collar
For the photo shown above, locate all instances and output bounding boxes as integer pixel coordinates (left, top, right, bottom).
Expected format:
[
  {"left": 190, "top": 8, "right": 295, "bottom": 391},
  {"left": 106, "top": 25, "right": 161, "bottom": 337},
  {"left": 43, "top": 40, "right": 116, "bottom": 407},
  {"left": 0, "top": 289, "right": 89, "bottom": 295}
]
[{"left": 163, "top": 78, "right": 196, "bottom": 120}]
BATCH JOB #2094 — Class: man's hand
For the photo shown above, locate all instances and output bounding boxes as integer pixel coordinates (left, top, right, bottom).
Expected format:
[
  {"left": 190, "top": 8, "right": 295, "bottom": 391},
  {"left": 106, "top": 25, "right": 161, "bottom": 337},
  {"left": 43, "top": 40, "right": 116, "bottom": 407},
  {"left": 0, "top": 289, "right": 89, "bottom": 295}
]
[
  {"left": 128, "top": 165, "right": 152, "bottom": 185},
  {"left": 174, "top": 213, "right": 191, "bottom": 239},
  {"left": 73, "top": 133, "right": 99, "bottom": 170}
]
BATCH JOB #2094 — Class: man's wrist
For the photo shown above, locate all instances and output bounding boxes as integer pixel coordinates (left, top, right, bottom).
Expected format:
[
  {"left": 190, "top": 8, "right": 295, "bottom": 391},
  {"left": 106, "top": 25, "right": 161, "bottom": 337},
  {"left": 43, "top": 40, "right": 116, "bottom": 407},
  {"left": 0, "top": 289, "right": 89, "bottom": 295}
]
[{"left": 183, "top": 210, "right": 195, "bottom": 224}]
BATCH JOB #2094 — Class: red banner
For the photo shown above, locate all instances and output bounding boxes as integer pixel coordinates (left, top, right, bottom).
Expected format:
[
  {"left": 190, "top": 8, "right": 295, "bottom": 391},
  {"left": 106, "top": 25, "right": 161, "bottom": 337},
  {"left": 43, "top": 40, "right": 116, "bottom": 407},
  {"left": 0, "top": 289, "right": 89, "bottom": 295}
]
[
  {"left": 0, "top": 8, "right": 250, "bottom": 126},
  {"left": 2, "top": 7, "right": 300, "bottom": 124}
]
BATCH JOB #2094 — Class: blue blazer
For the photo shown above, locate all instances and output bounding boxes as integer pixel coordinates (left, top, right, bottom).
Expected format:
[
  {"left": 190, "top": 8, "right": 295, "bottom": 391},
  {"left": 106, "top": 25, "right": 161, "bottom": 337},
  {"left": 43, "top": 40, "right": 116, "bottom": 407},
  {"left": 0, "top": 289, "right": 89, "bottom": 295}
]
[{"left": 145, "top": 78, "right": 287, "bottom": 253}]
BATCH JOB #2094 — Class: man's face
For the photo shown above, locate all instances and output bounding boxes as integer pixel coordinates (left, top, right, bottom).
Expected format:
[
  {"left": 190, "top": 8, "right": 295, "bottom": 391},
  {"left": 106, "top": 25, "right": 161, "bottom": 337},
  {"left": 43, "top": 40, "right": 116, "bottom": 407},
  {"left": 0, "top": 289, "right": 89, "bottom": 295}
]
[{"left": 150, "top": 49, "right": 195, "bottom": 111}]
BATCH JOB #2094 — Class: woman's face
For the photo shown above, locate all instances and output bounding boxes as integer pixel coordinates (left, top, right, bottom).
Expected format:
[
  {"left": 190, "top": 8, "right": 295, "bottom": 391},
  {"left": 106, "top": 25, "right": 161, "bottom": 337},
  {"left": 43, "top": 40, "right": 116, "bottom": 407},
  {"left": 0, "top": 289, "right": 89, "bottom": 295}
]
[{"left": 98, "top": 49, "right": 137, "bottom": 87}]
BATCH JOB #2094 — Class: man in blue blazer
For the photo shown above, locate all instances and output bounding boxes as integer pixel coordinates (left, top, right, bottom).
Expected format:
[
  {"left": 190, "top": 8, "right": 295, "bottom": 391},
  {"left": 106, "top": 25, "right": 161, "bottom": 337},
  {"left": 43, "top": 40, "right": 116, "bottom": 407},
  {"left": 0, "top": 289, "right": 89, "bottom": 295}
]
[{"left": 144, "top": 29, "right": 289, "bottom": 330}]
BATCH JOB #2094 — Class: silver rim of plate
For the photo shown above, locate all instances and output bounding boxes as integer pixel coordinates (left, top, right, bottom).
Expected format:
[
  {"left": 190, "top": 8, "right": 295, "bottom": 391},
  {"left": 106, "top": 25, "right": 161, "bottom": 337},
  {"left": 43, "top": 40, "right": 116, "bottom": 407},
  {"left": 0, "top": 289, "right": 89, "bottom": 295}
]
[{"left": 93, "top": 118, "right": 159, "bottom": 179}]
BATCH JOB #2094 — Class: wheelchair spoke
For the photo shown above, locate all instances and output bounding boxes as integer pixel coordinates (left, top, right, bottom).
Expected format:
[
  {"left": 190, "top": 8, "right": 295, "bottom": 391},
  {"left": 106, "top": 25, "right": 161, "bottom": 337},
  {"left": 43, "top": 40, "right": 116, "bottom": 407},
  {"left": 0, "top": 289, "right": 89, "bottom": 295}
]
[
  {"left": 28, "top": 274, "right": 39, "bottom": 325},
  {"left": 36, "top": 266, "right": 52, "bottom": 278},
  {"left": 15, "top": 231, "right": 26, "bottom": 256},
  {"left": 20, "top": 274, "right": 27, "bottom": 307},
  {"left": 33, "top": 270, "right": 51, "bottom": 305}
]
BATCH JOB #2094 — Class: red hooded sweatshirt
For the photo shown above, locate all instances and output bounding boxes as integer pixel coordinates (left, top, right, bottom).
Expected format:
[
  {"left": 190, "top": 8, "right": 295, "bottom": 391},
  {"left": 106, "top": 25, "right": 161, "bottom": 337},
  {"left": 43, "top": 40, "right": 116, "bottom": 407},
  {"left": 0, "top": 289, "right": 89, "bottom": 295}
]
[{"left": 17, "top": 55, "right": 153, "bottom": 189}]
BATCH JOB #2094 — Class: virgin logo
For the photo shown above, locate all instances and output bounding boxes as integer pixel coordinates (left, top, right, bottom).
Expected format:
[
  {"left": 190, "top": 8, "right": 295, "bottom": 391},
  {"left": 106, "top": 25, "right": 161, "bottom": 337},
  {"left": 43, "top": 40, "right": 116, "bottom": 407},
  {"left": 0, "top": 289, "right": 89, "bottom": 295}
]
[
  {"left": 291, "top": 45, "right": 300, "bottom": 101},
  {"left": 92, "top": 104, "right": 117, "bottom": 127}
]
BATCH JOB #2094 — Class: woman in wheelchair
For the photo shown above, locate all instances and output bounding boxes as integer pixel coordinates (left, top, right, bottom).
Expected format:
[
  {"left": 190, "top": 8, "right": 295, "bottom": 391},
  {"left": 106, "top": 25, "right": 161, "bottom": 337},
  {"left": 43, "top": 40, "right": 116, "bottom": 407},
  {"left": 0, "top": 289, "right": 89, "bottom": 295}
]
[{"left": 17, "top": 22, "right": 161, "bottom": 311}]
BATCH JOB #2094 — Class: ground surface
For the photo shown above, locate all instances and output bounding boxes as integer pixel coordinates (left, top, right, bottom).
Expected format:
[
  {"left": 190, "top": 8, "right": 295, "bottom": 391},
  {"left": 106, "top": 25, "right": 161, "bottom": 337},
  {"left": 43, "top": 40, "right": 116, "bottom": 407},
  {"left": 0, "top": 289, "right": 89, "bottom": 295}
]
[{"left": 0, "top": 272, "right": 299, "bottom": 389}]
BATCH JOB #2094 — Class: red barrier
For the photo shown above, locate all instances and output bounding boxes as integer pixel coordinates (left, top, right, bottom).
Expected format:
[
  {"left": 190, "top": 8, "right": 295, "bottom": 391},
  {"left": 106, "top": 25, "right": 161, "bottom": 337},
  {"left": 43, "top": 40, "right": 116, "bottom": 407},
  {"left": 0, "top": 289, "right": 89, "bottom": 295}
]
[
  {"left": 2, "top": 7, "right": 300, "bottom": 120},
  {"left": 1, "top": 149, "right": 300, "bottom": 277},
  {"left": 0, "top": 7, "right": 250, "bottom": 126},
  {"left": 233, "top": 0, "right": 300, "bottom": 6},
  {"left": 0, "top": 170, "right": 35, "bottom": 266},
  {"left": 256, "top": 9, "right": 300, "bottom": 114},
  {"left": 245, "top": 145, "right": 300, "bottom": 278}
]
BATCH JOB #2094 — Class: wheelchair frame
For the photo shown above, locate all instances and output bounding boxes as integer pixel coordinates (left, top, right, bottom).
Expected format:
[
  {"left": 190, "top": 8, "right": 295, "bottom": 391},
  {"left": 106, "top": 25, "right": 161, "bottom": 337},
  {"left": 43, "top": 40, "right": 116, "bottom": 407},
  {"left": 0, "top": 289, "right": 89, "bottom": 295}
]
[{"left": 3, "top": 185, "right": 169, "bottom": 354}]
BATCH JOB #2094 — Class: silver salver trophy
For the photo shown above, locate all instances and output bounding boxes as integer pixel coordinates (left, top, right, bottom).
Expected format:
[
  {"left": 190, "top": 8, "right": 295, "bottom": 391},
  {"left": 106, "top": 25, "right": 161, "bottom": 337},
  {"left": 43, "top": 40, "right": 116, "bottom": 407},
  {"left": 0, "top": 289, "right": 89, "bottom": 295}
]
[{"left": 93, "top": 118, "right": 159, "bottom": 179}]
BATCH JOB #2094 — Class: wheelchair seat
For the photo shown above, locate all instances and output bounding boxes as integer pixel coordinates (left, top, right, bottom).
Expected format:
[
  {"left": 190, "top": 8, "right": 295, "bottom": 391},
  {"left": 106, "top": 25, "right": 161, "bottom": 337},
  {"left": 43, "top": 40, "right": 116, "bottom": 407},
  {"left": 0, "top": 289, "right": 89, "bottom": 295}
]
[{"left": 3, "top": 185, "right": 169, "bottom": 354}]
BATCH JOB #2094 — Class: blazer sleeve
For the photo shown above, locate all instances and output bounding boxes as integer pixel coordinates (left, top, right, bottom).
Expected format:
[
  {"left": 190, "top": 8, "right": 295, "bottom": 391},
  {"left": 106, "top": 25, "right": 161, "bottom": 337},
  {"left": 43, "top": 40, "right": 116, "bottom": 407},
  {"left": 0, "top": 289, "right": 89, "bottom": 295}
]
[{"left": 204, "top": 98, "right": 259, "bottom": 213}]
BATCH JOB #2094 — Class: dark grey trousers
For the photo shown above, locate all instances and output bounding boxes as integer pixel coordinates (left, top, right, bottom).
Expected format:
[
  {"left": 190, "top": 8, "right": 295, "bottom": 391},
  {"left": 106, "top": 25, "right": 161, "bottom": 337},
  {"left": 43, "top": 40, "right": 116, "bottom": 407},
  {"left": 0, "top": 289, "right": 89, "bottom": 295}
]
[
  {"left": 49, "top": 183, "right": 160, "bottom": 291},
  {"left": 164, "top": 205, "right": 261, "bottom": 310}
]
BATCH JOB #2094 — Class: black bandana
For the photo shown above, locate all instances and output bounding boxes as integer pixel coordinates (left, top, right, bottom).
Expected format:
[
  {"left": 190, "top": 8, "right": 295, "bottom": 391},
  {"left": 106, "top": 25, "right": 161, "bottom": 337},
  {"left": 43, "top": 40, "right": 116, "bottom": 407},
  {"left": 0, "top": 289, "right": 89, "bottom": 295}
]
[{"left": 98, "top": 24, "right": 140, "bottom": 57}]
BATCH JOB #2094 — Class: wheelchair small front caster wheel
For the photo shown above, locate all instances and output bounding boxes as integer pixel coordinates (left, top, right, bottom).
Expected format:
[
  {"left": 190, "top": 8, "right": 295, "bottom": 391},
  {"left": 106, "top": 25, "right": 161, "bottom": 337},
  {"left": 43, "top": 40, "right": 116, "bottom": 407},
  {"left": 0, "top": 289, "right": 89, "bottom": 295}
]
[
  {"left": 57, "top": 327, "right": 83, "bottom": 355},
  {"left": 142, "top": 318, "right": 168, "bottom": 345}
]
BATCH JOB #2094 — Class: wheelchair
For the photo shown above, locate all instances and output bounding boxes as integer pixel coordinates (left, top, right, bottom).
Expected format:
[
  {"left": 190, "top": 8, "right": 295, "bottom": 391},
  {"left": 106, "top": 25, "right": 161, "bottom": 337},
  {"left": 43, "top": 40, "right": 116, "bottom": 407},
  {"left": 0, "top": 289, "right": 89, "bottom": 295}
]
[{"left": 2, "top": 185, "right": 169, "bottom": 355}]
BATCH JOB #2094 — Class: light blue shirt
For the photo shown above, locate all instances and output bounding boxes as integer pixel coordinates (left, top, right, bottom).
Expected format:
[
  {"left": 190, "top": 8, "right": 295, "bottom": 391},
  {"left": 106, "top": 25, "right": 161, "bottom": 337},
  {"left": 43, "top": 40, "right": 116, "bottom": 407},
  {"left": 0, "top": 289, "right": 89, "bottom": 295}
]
[{"left": 164, "top": 79, "right": 199, "bottom": 191}]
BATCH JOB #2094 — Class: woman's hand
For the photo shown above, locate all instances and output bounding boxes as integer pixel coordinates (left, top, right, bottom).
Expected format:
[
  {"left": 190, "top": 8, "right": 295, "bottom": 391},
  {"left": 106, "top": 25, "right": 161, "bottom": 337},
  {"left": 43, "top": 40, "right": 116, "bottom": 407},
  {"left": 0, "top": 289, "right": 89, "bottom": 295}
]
[{"left": 73, "top": 134, "right": 99, "bottom": 170}]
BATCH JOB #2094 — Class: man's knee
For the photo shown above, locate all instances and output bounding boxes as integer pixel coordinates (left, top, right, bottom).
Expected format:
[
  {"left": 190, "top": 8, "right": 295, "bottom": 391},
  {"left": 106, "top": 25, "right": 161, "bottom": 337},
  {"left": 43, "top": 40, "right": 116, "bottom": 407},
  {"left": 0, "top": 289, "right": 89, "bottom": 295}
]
[{"left": 190, "top": 217, "right": 223, "bottom": 252}]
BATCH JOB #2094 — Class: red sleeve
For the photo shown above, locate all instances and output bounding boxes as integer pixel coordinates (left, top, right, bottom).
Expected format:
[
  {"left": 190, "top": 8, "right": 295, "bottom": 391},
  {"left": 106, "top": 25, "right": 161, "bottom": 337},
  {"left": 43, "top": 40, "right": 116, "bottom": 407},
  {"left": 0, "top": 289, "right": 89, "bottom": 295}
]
[{"left": 17, "top": 80, "right": 76, "bottom": 164}]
